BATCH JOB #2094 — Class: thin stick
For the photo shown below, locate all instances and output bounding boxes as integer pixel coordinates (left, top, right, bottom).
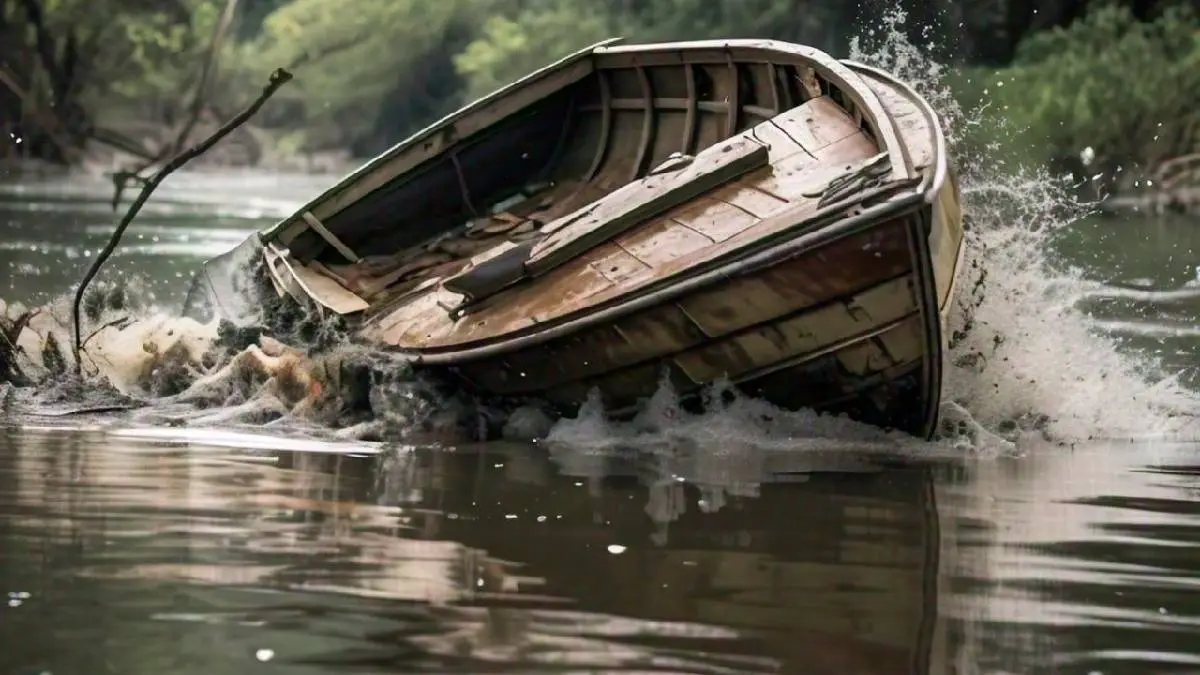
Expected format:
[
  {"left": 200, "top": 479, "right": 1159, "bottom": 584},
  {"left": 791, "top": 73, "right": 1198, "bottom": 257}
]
[{"left": 71, "top": 68, "right": 294, "bottom": 375}]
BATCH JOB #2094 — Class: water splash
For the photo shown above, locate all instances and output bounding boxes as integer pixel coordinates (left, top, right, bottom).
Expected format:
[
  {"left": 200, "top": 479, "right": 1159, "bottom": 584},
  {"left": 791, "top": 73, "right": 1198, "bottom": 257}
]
[
  {"left": 851, "top": 10, "right": 1196, "bottom": 441},
  {"left": 2, "top": 11, "right": 1196, "bottom": 449},
  {"left": 551, "top": 9, "right": 1199, "bottom": 452}
]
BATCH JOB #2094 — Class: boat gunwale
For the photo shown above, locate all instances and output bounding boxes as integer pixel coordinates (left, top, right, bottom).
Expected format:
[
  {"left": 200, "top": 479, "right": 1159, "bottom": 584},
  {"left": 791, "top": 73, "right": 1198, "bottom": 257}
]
[
  {"left": 260, "top": 37, "right": 623, "bottom": 245},
  {"left": 844, "top": 59, "right": 965, "bottom": 328},
  {"left": 841, "top": 59, "right": 949, "bottom": 203},
  {"left": 261, "top": 39, "right": 918, "bottom": 254},
  {"left": 370, "top": 63, "right": 952, "bottom": 366}
]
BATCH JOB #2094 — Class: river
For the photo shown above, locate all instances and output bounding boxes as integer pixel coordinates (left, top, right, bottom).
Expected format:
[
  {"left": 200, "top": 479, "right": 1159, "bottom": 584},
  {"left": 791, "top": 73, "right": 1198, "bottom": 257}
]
[{"left": 2, "top": 88, "right": 1200, "bottom": 675}]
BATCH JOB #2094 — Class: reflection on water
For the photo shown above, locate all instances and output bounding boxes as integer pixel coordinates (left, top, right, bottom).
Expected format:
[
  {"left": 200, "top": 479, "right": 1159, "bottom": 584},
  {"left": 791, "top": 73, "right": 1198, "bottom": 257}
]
[
  {"left": 0, "top": 428, "right": 947, "bottom": 674},
  {"left": 942, "top": 440, "right": 1200, "bottom": 675},
  {"left": 1, "top": 427, "right": 1197, "bottom": 674}
]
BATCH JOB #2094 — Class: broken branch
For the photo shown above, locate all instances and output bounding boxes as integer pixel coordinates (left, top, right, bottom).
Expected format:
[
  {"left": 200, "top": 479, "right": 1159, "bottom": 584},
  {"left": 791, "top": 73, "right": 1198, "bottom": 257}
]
[
  {"left": 71, "top": 68, "right": 295, "bottom": 376},
  {"left": 162, "top": 0, "right": 242, "bottom": 165}
]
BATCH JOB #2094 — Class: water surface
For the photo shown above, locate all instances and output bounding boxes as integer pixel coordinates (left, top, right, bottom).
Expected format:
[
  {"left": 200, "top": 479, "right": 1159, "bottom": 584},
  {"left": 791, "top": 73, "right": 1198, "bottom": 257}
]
[{"left": 1, "top": 163, "right": 1198, "bottom": 674}]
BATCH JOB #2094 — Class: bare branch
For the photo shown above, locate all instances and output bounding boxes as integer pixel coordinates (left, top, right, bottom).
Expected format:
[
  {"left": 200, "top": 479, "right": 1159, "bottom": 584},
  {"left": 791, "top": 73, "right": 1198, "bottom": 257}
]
[
  {"left": 112, "top": 0, "right": 241, "bottom": 185},
  {"left": 71, "top": 68, "right": 295, "bottom": 375},
  {"left": 0, "top": 64, "right": 79, "bottom": 163},
  {"left": 164, "top": 0, "right": 242, "bottom": 162},
  {"left": 86, "top": 126, "right": 158, "bottom": 162}
]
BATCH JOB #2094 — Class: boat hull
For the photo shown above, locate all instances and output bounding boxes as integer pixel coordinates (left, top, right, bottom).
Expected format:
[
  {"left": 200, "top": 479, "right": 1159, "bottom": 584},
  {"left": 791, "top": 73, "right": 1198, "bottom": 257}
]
[
  {"left": 191, "top": 40, "right": 967, "bottom": 440},
  {"left": 444, "top": 197, "right": 950, "bottom": 437}
]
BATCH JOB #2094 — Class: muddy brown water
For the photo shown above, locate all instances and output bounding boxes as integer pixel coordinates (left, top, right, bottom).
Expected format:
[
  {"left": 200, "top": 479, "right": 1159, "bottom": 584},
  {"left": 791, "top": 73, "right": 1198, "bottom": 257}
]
[{"left": 1, "top": 170, "right": 1199, "bottom": 674}]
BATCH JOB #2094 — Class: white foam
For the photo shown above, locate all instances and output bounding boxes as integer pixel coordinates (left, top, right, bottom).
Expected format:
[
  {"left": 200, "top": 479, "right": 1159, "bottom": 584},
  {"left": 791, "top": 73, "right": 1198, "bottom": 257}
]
[
  {"left": 543, "top": 9, "right": 1199, "bottom": 450},
  {"left": 2, "top": 10, "right": 1196, "bottom": 450}
]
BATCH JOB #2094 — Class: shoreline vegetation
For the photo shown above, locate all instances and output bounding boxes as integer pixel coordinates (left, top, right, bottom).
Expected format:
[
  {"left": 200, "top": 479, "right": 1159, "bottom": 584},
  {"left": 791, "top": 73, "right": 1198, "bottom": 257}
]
[{"left": 1, "top": 0, "right": 1196, "bottom": 211}]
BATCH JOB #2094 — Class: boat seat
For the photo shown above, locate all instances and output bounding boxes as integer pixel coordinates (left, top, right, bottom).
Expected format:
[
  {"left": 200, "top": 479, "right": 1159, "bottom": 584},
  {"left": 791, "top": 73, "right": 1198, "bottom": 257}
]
[{"left": 440, "top": 135, "right": 769, "bottom": 308}]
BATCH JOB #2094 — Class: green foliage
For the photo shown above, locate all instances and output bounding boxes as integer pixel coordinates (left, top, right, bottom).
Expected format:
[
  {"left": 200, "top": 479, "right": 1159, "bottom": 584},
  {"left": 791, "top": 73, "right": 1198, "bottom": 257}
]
[
  {"left": 6, "top": 0, "right": 1197, "bottom": 174},
  {"left": 954, "top": 4, "right": 1200, "bottom": 183},
  {"left": 449, "top": 0, "right": 842, "bottom": 102},
  {"left": 453, "top": 1, "right": 619, "bottom": 100},
  {"left": 233, "top": 0, "right": 483, "bottom": 150},
  {"left": 44, "top": 0, "right": 226, "bottom": 108}
]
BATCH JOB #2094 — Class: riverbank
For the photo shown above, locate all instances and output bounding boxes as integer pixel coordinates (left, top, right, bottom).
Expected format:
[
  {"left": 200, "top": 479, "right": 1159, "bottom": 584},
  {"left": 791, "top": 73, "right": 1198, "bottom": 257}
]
[
  {"left": 1, "top": 114, "right": 361, "bottom": 183},
  {"left": 1101, "top": 187, "right": 1200, "bottom": 217}
]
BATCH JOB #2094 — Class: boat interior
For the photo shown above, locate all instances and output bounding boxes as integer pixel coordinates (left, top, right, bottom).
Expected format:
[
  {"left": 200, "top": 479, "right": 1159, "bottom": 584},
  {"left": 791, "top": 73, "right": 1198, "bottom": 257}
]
[{"left": 262, "top": 40, "right": 934, "bottom": 351}]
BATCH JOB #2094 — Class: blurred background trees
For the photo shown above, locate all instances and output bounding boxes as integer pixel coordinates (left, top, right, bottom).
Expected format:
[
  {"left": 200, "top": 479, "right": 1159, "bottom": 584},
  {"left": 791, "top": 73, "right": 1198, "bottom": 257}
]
[{"left": 2, "top": 0, "right": 1196, "bottom": 185}]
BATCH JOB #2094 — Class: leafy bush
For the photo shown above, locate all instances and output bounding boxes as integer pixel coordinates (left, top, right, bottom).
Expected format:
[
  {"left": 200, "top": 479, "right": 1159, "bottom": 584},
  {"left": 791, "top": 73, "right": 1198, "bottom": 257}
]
[{"left": 953, "top": 4, "right": 1199, "bottom": 187}]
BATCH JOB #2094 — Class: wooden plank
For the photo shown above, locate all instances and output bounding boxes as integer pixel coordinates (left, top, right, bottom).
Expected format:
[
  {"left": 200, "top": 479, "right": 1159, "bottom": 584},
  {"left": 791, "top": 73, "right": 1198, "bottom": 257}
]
[
  {"left": 526, "top": 136, "right": 771, "bottom": 277},
  {"left": 859, "top": 73, "right": 933, "bottom": 170},
  {"left": 928, "top": 177, "right": 964, "bottom": 314},
  {"left": 770, "top": 97, "right": 857, "bottom": 152},
  {"left": 583, "top": 71, "right": 612, "bottom": 182},
  {"left": 589, "top": 246, "right": 651, "bottom": 284},
  {"left": 616, "top": 217, "right": 714, "bottom": 269},
  {"left": 631, "top": 66, "right": 655, "bottom": 181},
  {"left": 682, "top": 64, "right": 698, "bottom": 153},
  {"left": 675, "top": 217, "right": 911, "bottom": 336},
  {"left": 734, "top": 319, "right": 927, "bottom": 429},
  {"left": 669, "top": 197, "right": 760, "bottom": 242},
  {"left": 286, "top": 262, "right": 370, "bottom": 314},
  {"left": 459, "top": 303, "right": 707, "bottom": 394},
  {"left": 710, "top": 181, "right": 791, "bottom": 219},
  {"left": 671, "top": 275, "right": 917, "bottom": 383}
]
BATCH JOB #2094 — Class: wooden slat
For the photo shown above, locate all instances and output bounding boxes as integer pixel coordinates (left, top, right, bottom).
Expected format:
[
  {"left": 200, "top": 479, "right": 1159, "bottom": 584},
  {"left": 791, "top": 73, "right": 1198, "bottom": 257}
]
[
  {"left": 617, "top": 217, "right": 714, "bottom": 268},
  {"left": 583, "top": 71, "right": 612, "bottom": 183},
  {"left": 300, "top": 211, "right": 360, "bottom": 263},
  {"left": 631, "top": 66, "right": 655, "bottom": 181},
  {"left": 672, "top": 275, "right": 916, "bottom": 384},
  {"left": 682, "top": 64, "right": 698, "bottom": 154},
  {"left": 452, "top": 220, "right": 912, "bottom": 392},
  {"left": 279, "top": 257, "right": 370, "bottom": 314},
  {"left": 768, "top": 62, "right": 784, "bottom": 113},
  {"left": 668, "top": 197, "right": 760, "bottom": 242},
  {"left": 725, "top": 52, "right": 740, "bottom": 138},
  {"left": 526, "top": 136, "right": 770, "bottom": 277}
]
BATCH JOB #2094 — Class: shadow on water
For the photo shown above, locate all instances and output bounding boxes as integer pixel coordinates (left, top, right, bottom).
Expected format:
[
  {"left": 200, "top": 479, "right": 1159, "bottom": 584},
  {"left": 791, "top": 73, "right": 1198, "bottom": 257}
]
[
  {"left": 1, "top": 427, "right": 1198, "bottom": 674},
  {"left": 0, "top": 428, "right": 948, "bottom": 674}
]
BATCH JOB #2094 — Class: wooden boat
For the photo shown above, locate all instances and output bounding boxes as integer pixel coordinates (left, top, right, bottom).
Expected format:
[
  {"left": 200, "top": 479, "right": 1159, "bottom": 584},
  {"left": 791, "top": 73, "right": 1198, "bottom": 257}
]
[{"left": 185, "top": 38, "right": 966, "bottom": 439}]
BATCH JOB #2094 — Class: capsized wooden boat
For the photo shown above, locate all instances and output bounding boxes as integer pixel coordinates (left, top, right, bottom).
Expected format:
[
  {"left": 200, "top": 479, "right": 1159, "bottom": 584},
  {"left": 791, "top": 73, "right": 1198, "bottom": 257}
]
[{"left": 186, "top": 38, "right": 966, "bottom": 438}]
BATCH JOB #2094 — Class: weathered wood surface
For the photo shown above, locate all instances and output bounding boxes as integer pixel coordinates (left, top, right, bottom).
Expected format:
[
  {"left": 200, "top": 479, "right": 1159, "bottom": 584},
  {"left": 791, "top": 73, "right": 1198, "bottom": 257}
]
[
  {"left": 247, "top": 40, "right": 961, "bottom": 437},
  {"left": 527, "top": 136, "right": 770, "bottom": 277},
  {"left": 362, "top": 97, "right": 878, "bottom": 349},
  {"left": 446, "top": 214, "right": 928, "bottom": 433},
  {"left": 453, "top": 217, "right": 914, "bottom": 395},
  {"left": 853, "top": 65, "right": 964, "bottom": 318}
]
